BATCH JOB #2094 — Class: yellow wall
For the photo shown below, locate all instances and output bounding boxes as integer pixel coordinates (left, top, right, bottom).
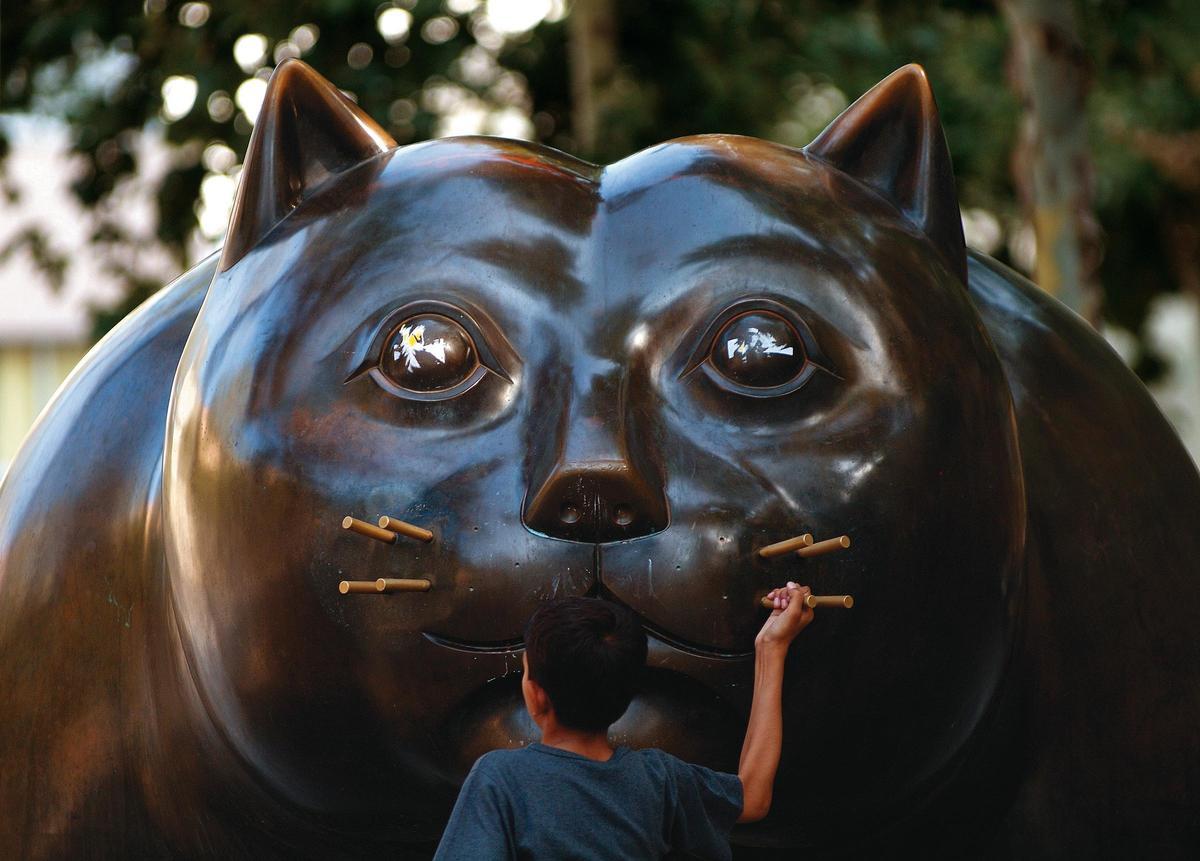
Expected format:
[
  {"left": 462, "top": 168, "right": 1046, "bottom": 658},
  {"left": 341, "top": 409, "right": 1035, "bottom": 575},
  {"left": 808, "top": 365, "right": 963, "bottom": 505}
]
[{"left": 0, "top": 344, "right": 86, "bottom": 476}]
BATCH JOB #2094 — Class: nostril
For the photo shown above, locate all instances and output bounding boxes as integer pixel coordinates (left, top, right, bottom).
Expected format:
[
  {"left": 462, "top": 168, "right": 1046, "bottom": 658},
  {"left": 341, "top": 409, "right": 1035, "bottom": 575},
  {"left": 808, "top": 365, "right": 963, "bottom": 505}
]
[{"left": 523, "top": 466, "right": 667, "bottom": 543}]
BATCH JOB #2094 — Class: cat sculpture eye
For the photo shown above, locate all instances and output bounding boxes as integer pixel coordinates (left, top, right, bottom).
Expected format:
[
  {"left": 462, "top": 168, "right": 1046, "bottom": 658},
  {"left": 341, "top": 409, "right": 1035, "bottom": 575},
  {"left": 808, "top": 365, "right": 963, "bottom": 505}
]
[
  {"left": 354, "top": 301, "right": 512, "bottom": 402},
  {"left": 709, "top": 311, "right": 807, "bottom": 389},
  {"left": 378, "top": 314, "right": 478, "bottom": 393},
  {"left": 682, "top": 300, "right": 835, "bottom": 397}
]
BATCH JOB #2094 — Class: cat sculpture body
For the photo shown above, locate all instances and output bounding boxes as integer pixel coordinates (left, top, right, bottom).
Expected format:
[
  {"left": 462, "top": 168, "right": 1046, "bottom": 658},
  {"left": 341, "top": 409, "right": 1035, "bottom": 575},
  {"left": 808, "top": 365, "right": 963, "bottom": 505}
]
[{"left": 2, "top": 61, "right": 1198, "bottom": 858}]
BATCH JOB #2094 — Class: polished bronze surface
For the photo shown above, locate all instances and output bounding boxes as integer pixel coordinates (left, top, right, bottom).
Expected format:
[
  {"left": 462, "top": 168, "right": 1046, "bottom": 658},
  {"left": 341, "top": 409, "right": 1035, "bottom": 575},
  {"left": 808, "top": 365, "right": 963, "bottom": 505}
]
[
  {"left": 2, "top": 59, "right": 1199, "bottom": 858},
  {"left": 377, "top": 516, "right": 435, "bottom": 543}
]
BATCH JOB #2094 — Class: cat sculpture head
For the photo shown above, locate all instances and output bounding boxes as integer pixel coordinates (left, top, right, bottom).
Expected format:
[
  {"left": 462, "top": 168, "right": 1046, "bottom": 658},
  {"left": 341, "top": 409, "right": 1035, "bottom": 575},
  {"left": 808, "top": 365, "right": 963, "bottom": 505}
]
[{"left": 163, "top": 60, "right": 1024, "bottom": 843}]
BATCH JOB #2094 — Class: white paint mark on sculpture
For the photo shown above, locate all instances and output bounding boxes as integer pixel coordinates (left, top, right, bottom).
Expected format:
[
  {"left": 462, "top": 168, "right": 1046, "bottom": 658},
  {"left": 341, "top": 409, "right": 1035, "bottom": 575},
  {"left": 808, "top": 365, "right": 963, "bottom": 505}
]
[
  {"left": 726, "top": 327, "right": 794, "bottom": 360},
  {"left": 395, "top": 323, "right": 450, "bottom": 371}
]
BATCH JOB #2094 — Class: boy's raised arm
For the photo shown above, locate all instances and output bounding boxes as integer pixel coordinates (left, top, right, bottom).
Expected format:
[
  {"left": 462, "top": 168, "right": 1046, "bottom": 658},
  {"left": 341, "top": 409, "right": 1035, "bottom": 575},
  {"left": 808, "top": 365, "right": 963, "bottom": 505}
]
[{"left": 736, "top": 582, "right": 813, "bottom": 823}]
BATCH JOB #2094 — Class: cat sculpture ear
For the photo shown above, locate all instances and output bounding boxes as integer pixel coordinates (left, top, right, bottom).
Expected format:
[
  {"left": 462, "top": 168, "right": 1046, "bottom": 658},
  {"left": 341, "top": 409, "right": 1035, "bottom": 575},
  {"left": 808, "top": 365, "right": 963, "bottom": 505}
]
[
  {"left": 805, "top": 64, "right": 967, "bottom": 283},
  {"left": 219, "top": 59, "right": 396, "bottom": 271}
]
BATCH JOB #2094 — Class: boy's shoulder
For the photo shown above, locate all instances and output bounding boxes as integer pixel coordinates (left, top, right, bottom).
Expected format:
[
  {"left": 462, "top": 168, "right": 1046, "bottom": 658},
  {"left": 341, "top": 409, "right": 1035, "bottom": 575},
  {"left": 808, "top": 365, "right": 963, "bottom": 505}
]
[
  {"left": 470, "top": 743, "right": 704, "bottom": 786},
  {"left": 472, "top": 744, "right": 671, "bottom": 774},
  {"left": 625, "top": 745, "right": 694, "bottom": 773},
  {"left": 471, "top": 745, "right": 531, "bottom": 777},
  {"left": 469, "top": 744, "right": 570, "bottom": 780}
]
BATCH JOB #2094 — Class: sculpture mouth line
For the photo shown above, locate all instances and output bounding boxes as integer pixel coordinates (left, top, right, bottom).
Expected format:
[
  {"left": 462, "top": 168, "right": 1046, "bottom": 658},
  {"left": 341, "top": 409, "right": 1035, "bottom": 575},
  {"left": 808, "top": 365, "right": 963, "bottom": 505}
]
[
  {"left": 422, "top": 631, "right": 525, "bottom": 654},
  {"left": 589, "top": 584, "right": 755, "bottom": 660},
  {"left": 637, "top": 621, "right": 753, "bottom": 660},
  {"left": 423, "top": 625, "right": 750, "bottom": 661},
  {"left": 419, "top": 579, "right": 754, "bottom": 661}
]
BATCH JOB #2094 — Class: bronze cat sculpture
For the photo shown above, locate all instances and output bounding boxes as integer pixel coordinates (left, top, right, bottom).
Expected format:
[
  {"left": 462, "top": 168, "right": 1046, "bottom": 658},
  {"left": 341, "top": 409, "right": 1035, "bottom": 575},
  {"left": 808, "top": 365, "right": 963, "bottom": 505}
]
[{"left": 2, "top": 60, "right": 1198, "bottom": 858}]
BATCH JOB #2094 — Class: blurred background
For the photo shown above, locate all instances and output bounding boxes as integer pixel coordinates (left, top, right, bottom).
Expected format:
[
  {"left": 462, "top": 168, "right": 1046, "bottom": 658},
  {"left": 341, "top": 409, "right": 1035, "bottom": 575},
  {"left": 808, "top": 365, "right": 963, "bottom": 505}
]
[{"left": 1, "top": 0, "right": 1198, "bottom": 476}]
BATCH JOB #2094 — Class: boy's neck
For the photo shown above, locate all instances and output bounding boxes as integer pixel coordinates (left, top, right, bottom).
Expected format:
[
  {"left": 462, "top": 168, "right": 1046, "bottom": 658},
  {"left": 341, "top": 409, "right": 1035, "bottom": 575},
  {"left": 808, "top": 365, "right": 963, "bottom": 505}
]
[{"left": 537, "top": 719, "right": 615, "bottom": 762}]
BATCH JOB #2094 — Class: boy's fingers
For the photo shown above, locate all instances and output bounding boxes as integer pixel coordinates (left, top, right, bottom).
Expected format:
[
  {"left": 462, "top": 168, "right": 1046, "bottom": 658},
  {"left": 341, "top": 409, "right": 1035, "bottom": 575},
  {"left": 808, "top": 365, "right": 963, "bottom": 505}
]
[{"left": 762, "top": 583, "right": 817, "bottom": 617}]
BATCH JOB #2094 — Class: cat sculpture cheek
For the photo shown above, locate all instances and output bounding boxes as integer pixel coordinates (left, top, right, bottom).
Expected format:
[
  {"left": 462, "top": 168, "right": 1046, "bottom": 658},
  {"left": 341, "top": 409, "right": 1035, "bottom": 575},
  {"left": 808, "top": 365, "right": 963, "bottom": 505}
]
[{"left": 163, "top": 60, "right": 1023, "bottom": 828}]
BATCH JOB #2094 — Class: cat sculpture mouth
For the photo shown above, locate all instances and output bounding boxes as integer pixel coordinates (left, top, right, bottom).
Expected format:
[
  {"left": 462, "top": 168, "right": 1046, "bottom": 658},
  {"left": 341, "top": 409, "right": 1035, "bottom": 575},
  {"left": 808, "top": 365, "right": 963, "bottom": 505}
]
[{"left": 421, "top": 580, "right": 757, "bottom": 659}]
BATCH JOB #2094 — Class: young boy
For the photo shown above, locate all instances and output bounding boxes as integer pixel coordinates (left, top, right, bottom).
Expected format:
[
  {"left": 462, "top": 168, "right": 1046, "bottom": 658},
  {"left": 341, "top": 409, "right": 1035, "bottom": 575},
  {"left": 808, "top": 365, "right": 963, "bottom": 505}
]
[{"left": 433, "top": 583, "right": 814, "bottom": 860}]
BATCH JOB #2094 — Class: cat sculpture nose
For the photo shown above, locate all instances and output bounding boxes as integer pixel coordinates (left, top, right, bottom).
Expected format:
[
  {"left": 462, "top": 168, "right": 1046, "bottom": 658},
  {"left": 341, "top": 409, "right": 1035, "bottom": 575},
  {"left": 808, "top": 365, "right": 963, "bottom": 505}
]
[
  {"left": 523, "top": 463, "right": 669, "bottom": 543},
  {"left": 523, "top": 355, "right": 668, "bottom": 543}
]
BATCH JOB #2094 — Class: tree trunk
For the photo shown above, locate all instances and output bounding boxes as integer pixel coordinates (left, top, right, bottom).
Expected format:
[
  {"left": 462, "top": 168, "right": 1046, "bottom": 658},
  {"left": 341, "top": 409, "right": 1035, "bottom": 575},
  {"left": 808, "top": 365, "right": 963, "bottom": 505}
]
[
  {"left": 1002, "top": 0, "right": 1104, "bottom": 325},
  {"left": 567, "top": 0, "right": 617, "bottom": 159}
]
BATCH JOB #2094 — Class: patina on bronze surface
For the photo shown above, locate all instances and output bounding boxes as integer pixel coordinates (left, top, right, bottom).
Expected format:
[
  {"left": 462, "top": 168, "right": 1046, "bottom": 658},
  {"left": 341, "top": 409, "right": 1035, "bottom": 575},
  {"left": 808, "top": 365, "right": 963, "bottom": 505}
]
[{"left": 2, "top": 60, "right": 1198, "bottom": 858}]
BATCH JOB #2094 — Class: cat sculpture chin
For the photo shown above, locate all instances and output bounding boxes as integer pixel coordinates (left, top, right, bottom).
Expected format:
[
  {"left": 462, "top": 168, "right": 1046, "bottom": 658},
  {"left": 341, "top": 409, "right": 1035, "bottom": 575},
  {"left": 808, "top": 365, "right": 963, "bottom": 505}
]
[{"left": 2, "top": 59, "right": 1198, "bottom": 858}]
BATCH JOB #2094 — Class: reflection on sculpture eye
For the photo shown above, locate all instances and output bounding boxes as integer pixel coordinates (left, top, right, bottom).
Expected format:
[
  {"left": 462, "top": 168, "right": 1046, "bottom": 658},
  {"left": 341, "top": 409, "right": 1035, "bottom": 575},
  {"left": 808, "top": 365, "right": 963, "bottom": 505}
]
[
  {"left": 709, "top": 312, "right": 807, "bottom": 388},
  {"left": 379, "top": 314, "right": 478, "bottom": 392}
]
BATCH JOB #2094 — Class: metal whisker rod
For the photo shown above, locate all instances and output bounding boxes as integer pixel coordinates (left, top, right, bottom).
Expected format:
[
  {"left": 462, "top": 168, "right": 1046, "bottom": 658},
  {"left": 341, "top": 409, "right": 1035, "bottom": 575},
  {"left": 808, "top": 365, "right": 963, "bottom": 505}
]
[
  {"left": 339, "top": 578, "right": 432, "bottom": 595},
  {"left": 796, "top": 535, "right": 851, "bottom": 557},
  {"left": 340, "top": 580, "right": 382, "bottom": 594},
  {"left": 377, "top": 516, "right": 434, "bottom": 543},
  {"left": 378, "top": 577, "right": 432, "bottom": 593},
  {"left": 759, "top": 593, "right": 854, "bottom": 609},
  {"left": 758, "top": 533, "right": 813, "bottom": 559},
  {"left": 342, "top": 515, "right": 397, "bottom": 544}
]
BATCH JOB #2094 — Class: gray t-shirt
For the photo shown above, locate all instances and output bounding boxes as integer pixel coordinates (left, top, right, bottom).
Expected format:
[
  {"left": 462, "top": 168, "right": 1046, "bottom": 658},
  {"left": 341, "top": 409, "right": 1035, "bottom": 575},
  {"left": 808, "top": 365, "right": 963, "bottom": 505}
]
[{"left": 433, "top": 743, "right": 744, "bottom": 860}]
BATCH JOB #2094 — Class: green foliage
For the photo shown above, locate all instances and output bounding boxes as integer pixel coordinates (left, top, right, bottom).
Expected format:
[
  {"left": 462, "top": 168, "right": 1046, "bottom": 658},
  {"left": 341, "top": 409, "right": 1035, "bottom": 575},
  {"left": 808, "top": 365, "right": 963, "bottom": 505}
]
[
  {"left": 2, "top": 0, "right": 1198, "bottom": 356},
  {"left": 3, "top": 0, "right": 480, "bottom": 259}
]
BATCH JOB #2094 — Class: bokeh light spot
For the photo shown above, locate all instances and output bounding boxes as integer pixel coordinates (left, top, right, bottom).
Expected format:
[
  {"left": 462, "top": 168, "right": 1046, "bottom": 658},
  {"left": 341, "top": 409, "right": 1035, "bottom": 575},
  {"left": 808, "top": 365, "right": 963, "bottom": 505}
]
[
  {"left": 422, "top": 16, "right": 460, "bottom": 44},
  {"left": 160, "top": 75, "right": 197, "bottom": 122},
  {"left": 235, "top": 77, "right": 268, "bottom": 124},
  {"left": 377, "top": 8, "right": 413, "bottom": 44},
  {"left": 178, "top": 2, "right": 210, "bottom": 28},
  {"left": 486, "top": 0, "right": 551, "bottom": 34},
  {"left": 233, "top": 34, "right": 269, "bottom": 73},
  {"left": 347, "top": 43, "right": 374, "bottom": 70}
]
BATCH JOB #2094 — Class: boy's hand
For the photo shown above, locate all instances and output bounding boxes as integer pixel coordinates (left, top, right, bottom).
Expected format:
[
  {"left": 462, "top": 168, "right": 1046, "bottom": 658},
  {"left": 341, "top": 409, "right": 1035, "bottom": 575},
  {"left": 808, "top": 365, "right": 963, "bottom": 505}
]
[{"left": 755, "top": 582, "right": 814, "bottom": 652}]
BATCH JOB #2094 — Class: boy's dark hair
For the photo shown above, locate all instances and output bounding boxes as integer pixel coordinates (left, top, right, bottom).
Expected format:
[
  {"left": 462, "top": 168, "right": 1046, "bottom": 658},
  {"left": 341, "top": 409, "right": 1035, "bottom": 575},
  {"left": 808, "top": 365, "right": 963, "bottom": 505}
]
[{"left": 523, "top": 597, "right": 648, "bottom": 732}]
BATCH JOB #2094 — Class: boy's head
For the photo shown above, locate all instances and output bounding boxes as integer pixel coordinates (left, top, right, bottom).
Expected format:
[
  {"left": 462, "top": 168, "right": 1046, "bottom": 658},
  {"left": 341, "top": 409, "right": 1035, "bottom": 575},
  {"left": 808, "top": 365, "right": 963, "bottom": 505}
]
[{"left": 522, "top": 598, "right": 648, "bottom": 733}]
